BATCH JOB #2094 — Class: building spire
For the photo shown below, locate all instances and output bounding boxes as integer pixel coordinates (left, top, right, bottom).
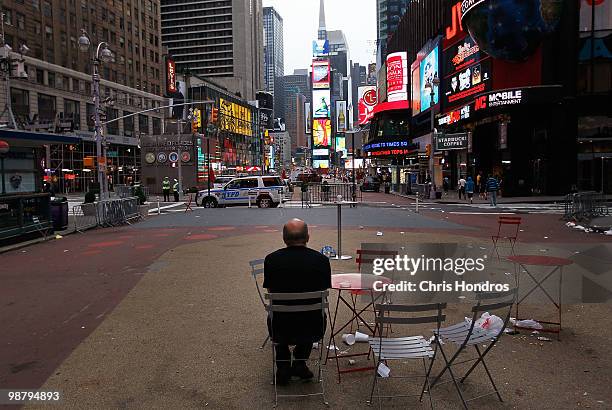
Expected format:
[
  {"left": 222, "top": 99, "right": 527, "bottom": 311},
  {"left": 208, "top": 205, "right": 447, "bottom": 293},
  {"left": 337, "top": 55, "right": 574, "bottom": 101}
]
[{"left": 318, "top": 0, "right": 327, "bottom": 40}]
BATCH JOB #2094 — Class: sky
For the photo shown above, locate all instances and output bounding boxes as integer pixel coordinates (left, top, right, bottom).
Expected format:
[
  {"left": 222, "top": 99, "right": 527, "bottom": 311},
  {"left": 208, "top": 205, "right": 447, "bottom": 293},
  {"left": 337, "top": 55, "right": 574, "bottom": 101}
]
[{"left": 262, "top": 0, "right": 377, "bottom": 75}]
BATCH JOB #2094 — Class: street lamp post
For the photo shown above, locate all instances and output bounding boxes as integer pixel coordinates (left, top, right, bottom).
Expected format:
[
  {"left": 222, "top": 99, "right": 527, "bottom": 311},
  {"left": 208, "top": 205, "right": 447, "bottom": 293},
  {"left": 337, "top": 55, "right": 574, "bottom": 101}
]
[
  {"left": 427, "top": 74, "right": 440, "bottom": 199},
  {"left": 0, "top": 14, "right": 29, "bottom": 129},
  {"left": 78, "top": 29, "right": 113, "bottom": 200}
]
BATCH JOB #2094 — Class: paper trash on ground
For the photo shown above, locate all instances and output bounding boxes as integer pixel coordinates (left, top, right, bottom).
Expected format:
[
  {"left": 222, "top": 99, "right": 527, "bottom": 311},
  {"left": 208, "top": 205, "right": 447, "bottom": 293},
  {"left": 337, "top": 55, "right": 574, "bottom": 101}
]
[{"left": 377, "top": 362, "right": 391, "bottom": 378}]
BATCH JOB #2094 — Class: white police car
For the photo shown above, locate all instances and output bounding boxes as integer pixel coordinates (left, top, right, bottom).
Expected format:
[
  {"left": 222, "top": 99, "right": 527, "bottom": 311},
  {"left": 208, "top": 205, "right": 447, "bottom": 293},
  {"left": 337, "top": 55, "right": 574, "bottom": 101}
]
[{"left": 196, "top": 176, "right": 285, "bottom": 208}]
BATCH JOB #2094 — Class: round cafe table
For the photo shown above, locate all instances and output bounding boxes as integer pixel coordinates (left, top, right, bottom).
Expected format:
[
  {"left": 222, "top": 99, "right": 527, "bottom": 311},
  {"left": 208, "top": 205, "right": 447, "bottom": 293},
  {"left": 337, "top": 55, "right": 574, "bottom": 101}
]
[
  {"left": 325, "top": 273, "right": 392, "bottom": 383},
  {"left": 507, "top": 255, "right": 573, "bottom": 339}
]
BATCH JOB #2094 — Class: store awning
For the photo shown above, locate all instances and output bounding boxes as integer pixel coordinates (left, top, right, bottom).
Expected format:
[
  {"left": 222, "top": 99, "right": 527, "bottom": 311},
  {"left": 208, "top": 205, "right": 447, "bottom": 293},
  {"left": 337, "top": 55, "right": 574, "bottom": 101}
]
[
  {"left": 0, "top": 129, "right": 80, "bottom": 147},
  {"left": 373, "top": 100, "right": 410, "bottom": 115}
]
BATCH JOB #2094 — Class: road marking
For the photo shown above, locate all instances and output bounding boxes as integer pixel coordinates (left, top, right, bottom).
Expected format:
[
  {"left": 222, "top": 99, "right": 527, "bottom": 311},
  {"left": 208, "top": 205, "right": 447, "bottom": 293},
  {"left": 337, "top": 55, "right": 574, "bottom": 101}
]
[{"left": 449, "top": 212, "right": 516, "bottom": 215}]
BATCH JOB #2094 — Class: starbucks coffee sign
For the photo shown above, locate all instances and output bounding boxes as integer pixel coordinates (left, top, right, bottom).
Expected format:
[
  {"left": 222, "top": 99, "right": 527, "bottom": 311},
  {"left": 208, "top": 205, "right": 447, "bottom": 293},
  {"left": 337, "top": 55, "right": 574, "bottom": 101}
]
[{"left": 435, "top": 133, "right": 468, "bottom": 151}]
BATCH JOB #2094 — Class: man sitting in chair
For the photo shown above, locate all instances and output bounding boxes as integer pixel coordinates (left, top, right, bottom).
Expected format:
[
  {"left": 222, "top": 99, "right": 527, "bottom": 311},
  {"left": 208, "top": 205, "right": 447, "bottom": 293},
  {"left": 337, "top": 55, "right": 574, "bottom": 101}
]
[{"left": 264, "top": 218, "right": 331, "bottom": 385}]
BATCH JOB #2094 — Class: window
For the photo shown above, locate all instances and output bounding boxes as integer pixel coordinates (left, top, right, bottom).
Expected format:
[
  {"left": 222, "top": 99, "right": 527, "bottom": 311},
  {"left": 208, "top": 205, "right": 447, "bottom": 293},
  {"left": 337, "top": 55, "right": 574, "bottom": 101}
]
[
  {"left": 262, "top": 177, "right": 282, "bottom": 187},
  {"left": 138, "top": 114, "right": 149, "bottom": 134},
  {"left": 36, "top": 69, "right": 44, "bottom": 84},
  {"left": 47, "top": 72, "right": 55, "bottom": 88},
  {"left": 37, "top": 94, "right": 56, "bottom": 122},
  {"left": 45, "top": 25, "right": 53, "bottom": 41},
  {"left": 123, "top": 111, "right": 134, "bottom": 134},
  {"left": 63, "top": 99, "right": 80, "bottom": 130},
  {"left": 10, "top": 88, "right": 29, "bottom": 120},
  {"left": 16, "top": 13, "right": 25, "bottom": 30},
  {"left": 106, "top": 108, "right": 119, "bottom": 135},
  {"left": 2, "top": 10, "right": 12, "bottom": 26},
  {"left": 240, "top": 179, "right": 258, "bottom": 189},
  {"left": 86, "top": 103, "right": 95, "bottom": 131},
  {"left": 152, "top": 117, "right": 161, "bottom": 135},
  {"left": 42, "top": 1, "right": 52, "bottom": 17},
  {"left": 32, "top": 0, "right": 40, "bottom": 9}
]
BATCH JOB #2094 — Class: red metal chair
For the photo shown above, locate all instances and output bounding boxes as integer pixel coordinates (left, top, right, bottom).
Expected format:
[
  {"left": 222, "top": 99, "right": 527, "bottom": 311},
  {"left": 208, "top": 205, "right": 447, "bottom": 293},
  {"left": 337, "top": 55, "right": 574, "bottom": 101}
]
[
  {"left": 491, "top": 216, "right": 522, "bottom": 259},
  {"left": 351, "top": 249, "right": 399, "bottom": 332}
]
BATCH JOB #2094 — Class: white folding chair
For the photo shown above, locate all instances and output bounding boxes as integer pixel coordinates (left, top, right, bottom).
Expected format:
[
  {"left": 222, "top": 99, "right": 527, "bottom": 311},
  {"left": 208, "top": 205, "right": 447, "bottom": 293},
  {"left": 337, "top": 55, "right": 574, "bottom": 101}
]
[
  {"left": 266, "top": 291, "right": 329, "bottom": 408},
  {"left": 367, "top": 302, "right": 447, "bottom": 409},
  {"left": 431, "top": 288, "right": 517, "bottom": 408},
  {"left": 249, "top": 259, "right": 269, "bottom": 349}
]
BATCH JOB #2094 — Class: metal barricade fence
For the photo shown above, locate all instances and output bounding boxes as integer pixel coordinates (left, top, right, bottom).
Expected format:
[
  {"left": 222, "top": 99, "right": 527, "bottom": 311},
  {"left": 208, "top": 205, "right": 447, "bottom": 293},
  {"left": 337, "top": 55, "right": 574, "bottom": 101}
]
[
  {"left": 305, "top": 183, "right": 362, "bottom": 204},
  {"left": 73, "top": 197, "right": 142, "bottom": 231},
  {"left": 563, "top": 191, "right": 610, "bottom": 221},
  {"left": 114, "top": 185, "right": 150, "bottom": 199}
]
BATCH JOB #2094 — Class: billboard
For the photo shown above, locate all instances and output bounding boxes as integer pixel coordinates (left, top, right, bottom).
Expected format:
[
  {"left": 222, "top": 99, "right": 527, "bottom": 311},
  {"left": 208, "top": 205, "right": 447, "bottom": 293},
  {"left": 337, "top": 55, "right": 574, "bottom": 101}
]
[
  {"left": 312, "top": 59, "right": 331, "bottom": 89},
  {"left": 313, "top": 159, "right": 330, "bottom": 169},
  {"left": 335, "top": 135, "right": 347, "bottom": 159},
  {"left": 313, "top": 148, "right": 329, "bottom": 156},
  {"left": 219, "top": 98, "right": 253, "bottom": 137},
  {"left": 442, "top": 35, "right": 491, "bottom": 108},
  {"left": 312, "top": 39, "right": 330, "bottom": 56},
  {"left": 420, "top": 45, "right": 439, "bottom": 112},
  {"left": 336, "top": 100, "right": 347, "bottom": 133},
  {"left": 313, "top": 119, "right": 332, "bottom": 147},
  {"left": 358, "top": 86, "right": 377, "bottom": 125},
  {"left": 166, "top": 58, "right": 177, "bottom": 94},
  {"left": 304, "top": 102, "right": 312, "bottom": 134},
  {"left": 387, "top": 52, "right": 409, "bottom": 102},
  {"left": 411, "top": 61, "right": 421, "bottom": 116},
  {"left": 312, "top": 89, "right": 331, "bottom": 118}
]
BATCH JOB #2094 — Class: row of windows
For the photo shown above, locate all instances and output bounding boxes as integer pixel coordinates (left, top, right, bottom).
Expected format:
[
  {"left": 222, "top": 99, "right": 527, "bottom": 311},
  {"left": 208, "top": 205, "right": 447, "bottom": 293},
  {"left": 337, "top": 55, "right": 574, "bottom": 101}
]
[
  {"left": 162, "top": 30, "right": 232, "bottom": 42},
  {"left": 162, "top": 22, "right": 232, "bottom": 33}
]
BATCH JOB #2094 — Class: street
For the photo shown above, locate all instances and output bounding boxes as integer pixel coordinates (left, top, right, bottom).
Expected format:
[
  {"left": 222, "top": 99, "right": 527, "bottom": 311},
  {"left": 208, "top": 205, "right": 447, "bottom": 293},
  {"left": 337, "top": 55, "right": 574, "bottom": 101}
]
[{"left": 1, "top": 193, "right": 611, "bottom": 409}]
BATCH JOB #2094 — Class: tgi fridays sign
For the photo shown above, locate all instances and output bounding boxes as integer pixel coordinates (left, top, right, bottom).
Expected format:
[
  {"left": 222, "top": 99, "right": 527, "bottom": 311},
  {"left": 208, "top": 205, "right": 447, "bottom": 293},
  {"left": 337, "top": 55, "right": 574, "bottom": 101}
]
[{"left": 435, "top": 133, "right": 468, "bottom": 150}]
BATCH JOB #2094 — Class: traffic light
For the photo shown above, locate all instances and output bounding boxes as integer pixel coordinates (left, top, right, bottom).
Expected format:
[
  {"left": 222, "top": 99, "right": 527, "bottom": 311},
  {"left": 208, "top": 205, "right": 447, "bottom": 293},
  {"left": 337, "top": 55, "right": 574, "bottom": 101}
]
[{"left": 210, "top": 107, "right": 218, "bottom": 124}]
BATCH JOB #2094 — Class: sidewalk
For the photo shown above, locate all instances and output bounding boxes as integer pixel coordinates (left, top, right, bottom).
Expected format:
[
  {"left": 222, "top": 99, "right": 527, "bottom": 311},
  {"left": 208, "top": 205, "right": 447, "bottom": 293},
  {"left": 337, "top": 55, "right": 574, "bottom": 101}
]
[{"left": 391, "top": 190, "right": 612, "bottom": 205}]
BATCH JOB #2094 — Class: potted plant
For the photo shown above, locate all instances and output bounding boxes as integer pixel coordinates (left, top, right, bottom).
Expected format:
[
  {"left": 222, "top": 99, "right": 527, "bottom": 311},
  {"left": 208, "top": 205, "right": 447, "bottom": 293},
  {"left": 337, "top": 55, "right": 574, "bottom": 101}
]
[{"left": 134, "top": 186, "right": 149, "bottom": 218}]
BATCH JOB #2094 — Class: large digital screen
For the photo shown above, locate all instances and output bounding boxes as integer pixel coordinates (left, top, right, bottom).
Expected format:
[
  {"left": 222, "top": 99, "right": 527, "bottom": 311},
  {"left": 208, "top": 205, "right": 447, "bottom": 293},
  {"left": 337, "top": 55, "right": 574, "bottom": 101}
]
[
  {"left": 312, "top": 89, "right": 331, "bottom": 118},
  {"left": 313, "top": 119, "right": 332, "bottom": 147},
  {"left": 411, "top": 61, "right": 421, "bottom": 116},
  {"left": 358, "top": 86, "right": 377, "bottom": 125},
  {"left": 312, "top": 40, "right": 330, "bottom": 56},
  {"left": 335, "top": 136, "right": 347, "bottom": 159},
  {"left": 313, "top": 159, "right": 329, "bottom": 169},
  {"left": 387, "top": 52, "right": 408, "bottom": 102},
  {"left": 312, "top": 59, "right": 331, "bottom": 89},
  {"left": 313, "top": 148, "right": 329, "bottom": 156},
  {"left": 442, "top": 35, "right": 492, "bottom": 108},
  {"left": 336, "top": 101, "right": 347, "bottom": 132},
  {"left": 420, "top": 46, "right": 439, "bottom": 112}
]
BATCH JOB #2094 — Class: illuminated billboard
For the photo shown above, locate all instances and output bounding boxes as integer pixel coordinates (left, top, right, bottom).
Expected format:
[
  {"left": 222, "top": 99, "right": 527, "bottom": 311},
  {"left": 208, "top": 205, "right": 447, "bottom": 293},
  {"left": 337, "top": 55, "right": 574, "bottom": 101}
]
[
  {"left": 335, "top": 135, "right": 347, "bottom": 159},
  {"left": 313, "top": 119, "right": 332, "bottom": 147},
  {"left": 313, "top": 148, "right": 329, "bottom": 156},
  {"left": 411, "top": 60, "right": 421, "bottom": 115},
  {"left": 312, "top": 59, "right": 331, "bottom": 89},
  {"left": 358, "top": 86, "right": 377, "bottom": 125},
  {"left": 387, "top": 52, "right": 408, "bottom": 102},
  {"left": 336, "top": 100, "right": 347, "bottom": 133},
  {"left": 219, "top": 98, "right": 253, "bottom": 136},
  {"left": 312, "top": 89, "right": 331, "bottom": 118},
  {"left": 420, "top": 45, "right": 439, "bottom": 112},
  {"left": 313, "top": 159, "right": 330, "bottom": 169},
  {"left": 312, "top": 40, "right": 330, "bottom": 56}
]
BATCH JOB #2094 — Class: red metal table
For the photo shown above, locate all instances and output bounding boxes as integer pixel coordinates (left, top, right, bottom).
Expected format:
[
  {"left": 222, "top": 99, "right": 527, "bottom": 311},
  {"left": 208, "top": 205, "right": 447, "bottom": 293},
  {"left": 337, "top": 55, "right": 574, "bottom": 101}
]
[
  {"left": 325, "top": 273, "right": 392, "bottom": 383},
  {"left": 508, "top": 255, "right": 574, "bottom": 339}
]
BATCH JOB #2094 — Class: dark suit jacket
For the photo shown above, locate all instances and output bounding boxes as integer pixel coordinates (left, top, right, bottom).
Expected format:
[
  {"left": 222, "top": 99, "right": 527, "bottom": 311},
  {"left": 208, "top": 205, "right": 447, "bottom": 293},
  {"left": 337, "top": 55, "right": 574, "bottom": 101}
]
[{"left": 264, "top": 246, "right": 331, "bottom": 344}]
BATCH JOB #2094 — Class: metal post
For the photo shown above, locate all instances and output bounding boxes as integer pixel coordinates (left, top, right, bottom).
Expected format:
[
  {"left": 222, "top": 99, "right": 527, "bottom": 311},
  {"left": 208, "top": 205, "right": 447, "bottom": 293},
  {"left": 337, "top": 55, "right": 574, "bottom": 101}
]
[
  {"left": 207, "top": 133, "right": 211, "bottom": 198},
  {"left": 92, "top": 59, "right": 106, "bottom": 200},
  {"left": 0, "top": 155, "right": 5, "bottom": 194},
  {"left": 416, "top": 193, "right": 419, "bottom": 213},
  {"left": 177, "top": 119, "right": 183, "bottom": 197},
  {"left": 430, "top": 91, "right": 435, "bottom": 199},
  {"left": 337, "top": 203, "right": 342, "bottom": 257},
  {"left": 602, "top": 157, "right": 605, "bottom": 194}
]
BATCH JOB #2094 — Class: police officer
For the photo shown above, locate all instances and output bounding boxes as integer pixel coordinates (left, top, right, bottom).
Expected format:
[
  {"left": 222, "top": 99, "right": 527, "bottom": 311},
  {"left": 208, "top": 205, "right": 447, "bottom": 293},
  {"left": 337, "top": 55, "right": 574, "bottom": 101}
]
[
  {"left": 173, "top": 178, "right": 179, "bottom": 202},
  {"left": 162, "top": 176, "right": 171, "bottom": 202}
]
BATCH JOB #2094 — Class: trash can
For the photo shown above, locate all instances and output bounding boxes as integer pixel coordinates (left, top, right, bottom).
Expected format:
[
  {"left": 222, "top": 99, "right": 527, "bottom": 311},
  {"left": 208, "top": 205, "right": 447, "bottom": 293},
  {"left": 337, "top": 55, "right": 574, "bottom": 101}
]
[{"left": 50, "top": 196, "right": 69, "bottom": 230}]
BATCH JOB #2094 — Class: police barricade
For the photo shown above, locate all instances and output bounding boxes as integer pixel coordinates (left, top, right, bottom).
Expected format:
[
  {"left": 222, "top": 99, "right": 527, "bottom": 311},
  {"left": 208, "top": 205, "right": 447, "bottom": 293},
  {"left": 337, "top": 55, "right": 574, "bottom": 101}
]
[
  {"left": 74, "top": 197, "right": 141, "bottom": 231},
  {"left": 305, "top": 183, "right": 362, "bottom": 204},
  {"left": 114, "top": 185, "right": 150, "bottom": 199},
  {"left": 564, "top": 191, "right": 609, "bottom": 221}
]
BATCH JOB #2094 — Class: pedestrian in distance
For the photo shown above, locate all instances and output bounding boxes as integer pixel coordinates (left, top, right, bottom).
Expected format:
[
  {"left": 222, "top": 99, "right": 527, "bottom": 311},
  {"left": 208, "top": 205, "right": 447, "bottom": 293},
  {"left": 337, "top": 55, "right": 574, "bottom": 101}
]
[
  {"left": 486, "top": 174, "right": 499, "bottom": 207},
  {"left": 458, "top": 176, "right": 466, "bottom": 200},
  {"left": 173, "top": 178, "right": 179, "bottom": 202},
  {"left": 443, "top": 177, "right": 449, "bottom": 196},
  {"left": 162, "top": 176, "right": 171, "bottom": 202},
  {"left": 465, "top": 176, "right": 475, "bottom": 204}
]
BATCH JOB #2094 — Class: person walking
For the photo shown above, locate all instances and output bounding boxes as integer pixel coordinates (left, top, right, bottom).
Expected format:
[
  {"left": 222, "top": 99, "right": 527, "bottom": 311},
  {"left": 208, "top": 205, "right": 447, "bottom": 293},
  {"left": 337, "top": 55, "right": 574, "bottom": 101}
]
[
  {"left": 458, "top": 176, "right": 466, "bottom": 200},
  {"left": 465, "top": 176, "right": 475, "bottom": 204},
  {"left": 162, "top": 176, "right": 171, "bottom": 202},
  {"left": 486, "top": 174, "right": 499, "bottom": 207},
  {"left": 172, "top": 178, "right": 179, "bottom": 202}
]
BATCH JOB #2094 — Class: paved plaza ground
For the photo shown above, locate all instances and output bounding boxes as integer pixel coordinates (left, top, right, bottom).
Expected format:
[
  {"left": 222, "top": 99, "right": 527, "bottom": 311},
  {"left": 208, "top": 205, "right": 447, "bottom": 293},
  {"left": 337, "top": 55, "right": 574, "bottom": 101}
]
[{"left": 1, "top": 193, "right": 611, "bottom": 409}]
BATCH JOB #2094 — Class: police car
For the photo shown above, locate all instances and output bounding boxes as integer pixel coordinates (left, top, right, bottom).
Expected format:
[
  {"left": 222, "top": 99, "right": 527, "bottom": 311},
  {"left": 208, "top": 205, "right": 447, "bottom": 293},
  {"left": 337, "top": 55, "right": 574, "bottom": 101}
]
[{"left": 196, "top": 176, "right": 285, "bottom": 208}]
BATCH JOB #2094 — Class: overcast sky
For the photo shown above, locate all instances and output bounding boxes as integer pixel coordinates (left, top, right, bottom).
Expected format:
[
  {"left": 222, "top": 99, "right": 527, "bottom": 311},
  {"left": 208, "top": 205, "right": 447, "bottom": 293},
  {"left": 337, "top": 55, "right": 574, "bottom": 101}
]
[{"left": 262, "top": 0, "right": 377, "bottom": 74}]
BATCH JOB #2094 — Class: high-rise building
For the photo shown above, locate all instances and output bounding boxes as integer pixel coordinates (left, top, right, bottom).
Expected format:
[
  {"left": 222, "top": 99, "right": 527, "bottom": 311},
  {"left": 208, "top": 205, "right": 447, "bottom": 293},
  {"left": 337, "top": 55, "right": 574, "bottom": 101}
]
[
  {"left": 351, "top": 63, "right": 367, "bottom": 124},
  {"left": 263, "top": 7, "right": 284, "bottom": 97},
  {"left": 0, "top": 0, "right": 166, "bottom": 193},
  {"left": 376, "top": 0, "right": 409, "bottom": 67},
  {"left": 282, "top": 73, "right": 310, "bottom": 151},
  {"left": 317, "top": 0, "right": 327, "bottom": 41},
  {"left": 161, "top": 0, "right": 264, "bottom": 100}
]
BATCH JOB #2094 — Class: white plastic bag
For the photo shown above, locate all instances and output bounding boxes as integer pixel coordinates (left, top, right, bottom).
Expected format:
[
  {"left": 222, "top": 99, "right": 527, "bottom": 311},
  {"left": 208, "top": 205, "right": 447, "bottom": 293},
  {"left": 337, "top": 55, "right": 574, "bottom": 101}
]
[{"left": 473, "top": 312, "right": 504, "bottom": 334}]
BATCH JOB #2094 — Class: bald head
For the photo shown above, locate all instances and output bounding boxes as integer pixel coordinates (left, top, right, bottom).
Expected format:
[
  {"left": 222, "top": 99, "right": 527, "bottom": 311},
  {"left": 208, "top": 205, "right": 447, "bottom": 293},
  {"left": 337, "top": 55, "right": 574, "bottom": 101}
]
[{"left": 283, "top": 218, "right": 309, "bottom": 247}]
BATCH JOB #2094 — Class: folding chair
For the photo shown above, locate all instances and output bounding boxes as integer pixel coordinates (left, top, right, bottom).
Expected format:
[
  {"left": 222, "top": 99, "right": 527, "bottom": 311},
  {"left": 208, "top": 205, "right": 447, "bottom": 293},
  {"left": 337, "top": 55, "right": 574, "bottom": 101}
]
[
  {"left": 491, "top": 216, "right": 521, "bottom": 259},
  {"left": 266, "top": 291, "right": 329, "bottom": 408},
  {"left": 367, "top": 302, "right": 447, "bottom": 409},
  {"left": 431, "top": 288, "right": 517, "bottom": 408},
  {"left": 351, "top": 249, "right": 399, "bottom": 333},
  {"left": 249, "top": 259, "right": 269, "bottom": 349}
]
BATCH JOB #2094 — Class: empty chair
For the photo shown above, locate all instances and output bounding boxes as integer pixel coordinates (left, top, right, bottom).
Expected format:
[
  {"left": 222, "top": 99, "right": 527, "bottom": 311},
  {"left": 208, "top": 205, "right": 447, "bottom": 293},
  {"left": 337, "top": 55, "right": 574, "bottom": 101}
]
[
  {"left": 367, "top": 302, "right": 448, "bottom": 409},
  {"left": 266, "top": 291, "right": 329, "bottom": 407},
  {"left": 249, "top": 259, "right": 269, "bottom": 349},
  {"left": 431, "top": 288, "right": 517, "bottom": 408},
  {"left": 491, "top": 216, "right": 522, "bottom": 259}
]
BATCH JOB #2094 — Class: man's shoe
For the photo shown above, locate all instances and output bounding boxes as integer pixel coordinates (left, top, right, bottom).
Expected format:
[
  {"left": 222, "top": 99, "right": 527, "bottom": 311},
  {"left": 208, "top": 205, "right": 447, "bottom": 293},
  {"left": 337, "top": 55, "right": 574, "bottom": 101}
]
[
  {"left": 276, "top": 367, "right": 291, "bottom": 385},
  {"left": 291, "top": 362, "right": 314, "bottom": 380}
]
